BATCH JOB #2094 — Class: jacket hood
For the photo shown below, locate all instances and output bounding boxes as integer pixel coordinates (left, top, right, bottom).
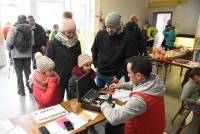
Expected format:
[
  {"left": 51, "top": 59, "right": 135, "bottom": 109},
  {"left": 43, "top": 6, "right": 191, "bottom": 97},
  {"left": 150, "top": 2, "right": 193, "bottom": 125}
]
[
  {"left": 124, "top": 22, "right": 138, "bottom": 31},
  {"left": 72, "top": 66, "right": 96, "bottom": 80},
  {"left": 133, "top": 74, "right": 166, "bottom": 96}
]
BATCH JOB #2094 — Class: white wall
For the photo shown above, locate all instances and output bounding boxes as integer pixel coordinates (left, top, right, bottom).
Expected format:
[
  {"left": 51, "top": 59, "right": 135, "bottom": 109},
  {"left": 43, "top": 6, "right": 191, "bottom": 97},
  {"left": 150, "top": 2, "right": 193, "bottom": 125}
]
[
  {"left": 95, "top": 0, "right": 149, "bottom": 31},
  {"left": 149, "top": 0, "right": 200, "bottom": 35}
]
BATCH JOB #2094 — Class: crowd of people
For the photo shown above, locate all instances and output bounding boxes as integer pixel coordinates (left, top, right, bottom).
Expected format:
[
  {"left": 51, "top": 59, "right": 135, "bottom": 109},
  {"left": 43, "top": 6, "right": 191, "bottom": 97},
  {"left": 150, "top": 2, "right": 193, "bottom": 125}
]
[{"left": 2, "top": 11, "right": 200, "bottom": 134}]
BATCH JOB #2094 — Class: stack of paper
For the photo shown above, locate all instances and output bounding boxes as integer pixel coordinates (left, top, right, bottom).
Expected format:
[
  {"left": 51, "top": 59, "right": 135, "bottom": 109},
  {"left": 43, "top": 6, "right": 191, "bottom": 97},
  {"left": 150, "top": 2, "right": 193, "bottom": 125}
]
[
  {"left": 45, "top": 113, "right": 87, "bottom": 134},
  {"left": 31, "top": 104, "right": 68, "bottom": 123},
  {"left": 0, "top": 120, "right": 27, "bottom": 134},
  {"left": 112, "top": 89, "right": 131, "bottom": 102},
  {"left": 79, "top": 110, "right": 98, "bottom": 121}
]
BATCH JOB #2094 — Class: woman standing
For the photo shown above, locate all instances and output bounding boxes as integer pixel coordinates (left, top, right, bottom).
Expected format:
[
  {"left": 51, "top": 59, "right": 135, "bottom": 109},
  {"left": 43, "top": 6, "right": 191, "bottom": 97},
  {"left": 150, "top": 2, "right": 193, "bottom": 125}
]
[{"left": 47, "top": 18, "right": 81, "bottom": 101}]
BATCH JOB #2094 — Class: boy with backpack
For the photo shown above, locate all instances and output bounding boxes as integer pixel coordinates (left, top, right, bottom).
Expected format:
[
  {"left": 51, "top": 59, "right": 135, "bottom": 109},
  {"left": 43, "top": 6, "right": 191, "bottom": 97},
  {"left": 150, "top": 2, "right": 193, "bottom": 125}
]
[{"left": 6, "top": 15, "right": 34, "bottom": 96}]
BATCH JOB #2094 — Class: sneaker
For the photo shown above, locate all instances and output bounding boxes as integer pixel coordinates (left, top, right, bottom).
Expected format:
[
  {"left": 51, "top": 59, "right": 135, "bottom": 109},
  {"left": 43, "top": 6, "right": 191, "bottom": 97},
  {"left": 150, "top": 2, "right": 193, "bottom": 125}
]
[
  {"left": 17, "top": 90, "right": 25, "bottom": 96},
  {"left": 26, "top": 83, "right": 33, "bottom": 94},
  {"left": 29, "top": 89, "right": 33, "bottom": 94}
]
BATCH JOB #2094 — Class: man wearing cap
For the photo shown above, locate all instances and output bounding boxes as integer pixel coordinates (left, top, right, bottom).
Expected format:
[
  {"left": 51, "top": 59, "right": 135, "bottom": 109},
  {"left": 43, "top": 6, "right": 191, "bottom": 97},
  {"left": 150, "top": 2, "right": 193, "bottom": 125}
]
[
  {"left": 91, "top": 12, "right": 132, "bottom": 88},
  {"left": 6, "top": 15, "right": 34, "bottom": 96}
]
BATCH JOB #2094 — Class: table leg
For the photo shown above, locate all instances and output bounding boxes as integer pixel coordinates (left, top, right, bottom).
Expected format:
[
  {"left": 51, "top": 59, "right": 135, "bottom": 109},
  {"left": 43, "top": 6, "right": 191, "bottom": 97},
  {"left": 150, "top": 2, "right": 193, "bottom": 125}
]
[
  {"left": 156, "top": 63, "right": 159, "bottom": 74},
  {"left": 169, "top": 65, "right": 172, "bottom": 72},
  {"left": 163, "top": 63, "right": 168, "bottom": 84},
  {"left": 180, "top": 67, "right": 183, "bottom": 77}
]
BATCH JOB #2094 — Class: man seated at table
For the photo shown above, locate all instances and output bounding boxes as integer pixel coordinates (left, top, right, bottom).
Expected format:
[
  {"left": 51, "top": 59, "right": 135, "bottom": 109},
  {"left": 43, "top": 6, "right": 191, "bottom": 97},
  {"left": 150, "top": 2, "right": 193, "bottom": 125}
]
[{"left": 100, "top": 56, "right": 166, "bottom": 134}]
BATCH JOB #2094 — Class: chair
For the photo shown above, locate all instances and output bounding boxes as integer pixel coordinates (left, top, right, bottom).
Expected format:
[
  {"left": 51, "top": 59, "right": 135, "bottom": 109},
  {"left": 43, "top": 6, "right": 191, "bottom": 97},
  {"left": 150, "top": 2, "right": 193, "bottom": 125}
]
[{"left": 166, "top": 101, "right": 192, "bottom": 134}]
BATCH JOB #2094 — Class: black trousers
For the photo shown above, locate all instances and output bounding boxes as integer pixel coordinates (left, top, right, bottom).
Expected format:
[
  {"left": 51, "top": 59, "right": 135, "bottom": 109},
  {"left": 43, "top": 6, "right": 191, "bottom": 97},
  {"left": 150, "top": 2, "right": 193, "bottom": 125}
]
[
  {"left": 13, "top": 58, "right": 31, "bottom": 93},
  {"left": 105, "top": 122, "right": 124, "bottom": 134},
  {"left": 57, "top": 75, "right": 72, "bottom": 101}
]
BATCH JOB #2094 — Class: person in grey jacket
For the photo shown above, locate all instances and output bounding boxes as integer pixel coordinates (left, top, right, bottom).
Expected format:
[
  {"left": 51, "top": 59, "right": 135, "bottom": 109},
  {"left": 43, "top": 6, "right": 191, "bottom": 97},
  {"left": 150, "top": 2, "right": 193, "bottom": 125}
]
[
  {"left": 6, "top": 15, "right": 34, "bottom": 96},
  {"left": 181, "top": 67, "right": 200, "bottom": 111},
  {"left": 101, "top": 56, "right": 166, "bottom": 134}
]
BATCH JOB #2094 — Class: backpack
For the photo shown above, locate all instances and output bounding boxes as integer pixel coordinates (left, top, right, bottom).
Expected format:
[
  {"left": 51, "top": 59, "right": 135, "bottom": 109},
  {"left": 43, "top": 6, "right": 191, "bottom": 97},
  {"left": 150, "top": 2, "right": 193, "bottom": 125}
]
[{"left": 14, "top": 24, "right": 32, "bottom": 52}]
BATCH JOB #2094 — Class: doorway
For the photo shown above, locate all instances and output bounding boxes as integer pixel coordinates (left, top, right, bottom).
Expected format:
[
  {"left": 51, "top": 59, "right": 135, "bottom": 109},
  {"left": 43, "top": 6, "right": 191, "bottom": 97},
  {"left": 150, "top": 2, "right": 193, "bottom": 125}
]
[{"left": 153, "top": 12, "right": 172, "bottom": 45}]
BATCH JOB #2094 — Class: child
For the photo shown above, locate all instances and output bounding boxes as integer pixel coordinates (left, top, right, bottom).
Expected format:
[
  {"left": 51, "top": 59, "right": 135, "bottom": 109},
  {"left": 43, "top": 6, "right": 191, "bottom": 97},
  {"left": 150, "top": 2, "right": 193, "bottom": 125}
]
[
  {"left": 68, "top": 54, "right": 99, "bottom": 100},
  {"left": 181, "top": 67, "right": 200, "bottom": 111},
  {"left": 32, "top": 52, "right": 61, "bottom": 109}
]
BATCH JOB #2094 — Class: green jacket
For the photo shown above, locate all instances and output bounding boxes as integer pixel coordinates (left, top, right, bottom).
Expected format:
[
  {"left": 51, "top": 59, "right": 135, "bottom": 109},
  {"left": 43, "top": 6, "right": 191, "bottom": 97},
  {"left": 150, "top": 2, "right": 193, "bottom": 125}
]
[
  {"left": 181, "top": 79, "right": 200, "bottom": 105},
  {"left": 49, "top": 31, "right": 57, "bottom": 41},
  {"left": 147, "top": 26, "right": 158, "bottom": 41}
]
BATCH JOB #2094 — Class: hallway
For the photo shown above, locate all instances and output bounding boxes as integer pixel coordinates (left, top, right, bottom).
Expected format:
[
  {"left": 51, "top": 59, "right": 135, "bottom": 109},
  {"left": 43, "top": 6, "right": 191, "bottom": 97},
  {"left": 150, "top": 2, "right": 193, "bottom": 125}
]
[{"left": 0, "top": 65, "right": 37, "bottom": 120}]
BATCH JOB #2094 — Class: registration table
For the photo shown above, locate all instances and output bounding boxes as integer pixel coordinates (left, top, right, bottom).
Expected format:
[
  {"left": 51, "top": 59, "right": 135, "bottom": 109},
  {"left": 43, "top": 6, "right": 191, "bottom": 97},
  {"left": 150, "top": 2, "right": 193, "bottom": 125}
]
[
  {"left": 9, "top": 96, "right": 124, "bottom": 134},
  {"left": 9, "top": 99, "right": 105, "bottom": 134}
]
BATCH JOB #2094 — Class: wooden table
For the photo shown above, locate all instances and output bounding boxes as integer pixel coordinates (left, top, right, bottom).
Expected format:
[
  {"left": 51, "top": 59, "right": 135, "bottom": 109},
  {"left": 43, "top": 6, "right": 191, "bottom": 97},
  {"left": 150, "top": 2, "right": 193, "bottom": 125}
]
[
  {"left": 9, "top": 98, "right": 105, "bottom": 134},
  {"left": 152, "top": 58, "right": 199, "bottom": 84}
]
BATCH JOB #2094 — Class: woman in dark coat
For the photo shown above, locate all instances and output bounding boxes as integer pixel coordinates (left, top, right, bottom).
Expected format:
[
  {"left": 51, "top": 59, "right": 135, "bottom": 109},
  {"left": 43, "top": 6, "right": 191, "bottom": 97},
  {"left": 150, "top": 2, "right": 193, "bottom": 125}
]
[{"left": 47, "top": 18, "right": 81, "bottom": 101}]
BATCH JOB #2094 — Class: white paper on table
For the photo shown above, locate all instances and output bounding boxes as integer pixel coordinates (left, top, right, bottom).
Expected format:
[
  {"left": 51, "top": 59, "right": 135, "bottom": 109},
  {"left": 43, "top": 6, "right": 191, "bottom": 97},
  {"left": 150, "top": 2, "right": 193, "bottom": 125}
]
[
  {"left": 4, "top": 126, "right": 27, "bottom": 134},
  {"left": 112, "top": 89, "right": 131, "bottom": 102},
  {"left": 78, "top": 110, "right": 98, "bottom": 121},
  {"left": 67, "top": 113, "right": 88, "bottom": 129},
  {"left": 31, "top": 104, "right": 68, "bottom": 123},
  {"left": 0, "top": 120, "right": 15, "bottom": 134},
  {"left": 45, "top": 112, "right": 88, "bottom": 134}
]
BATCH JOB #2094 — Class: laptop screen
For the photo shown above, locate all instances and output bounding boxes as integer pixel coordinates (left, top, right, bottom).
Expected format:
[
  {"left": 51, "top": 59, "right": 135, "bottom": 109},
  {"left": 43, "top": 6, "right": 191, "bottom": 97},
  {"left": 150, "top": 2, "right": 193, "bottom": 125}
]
[{"left": 76, "top": 73, "right": 91, "bottom": 102}]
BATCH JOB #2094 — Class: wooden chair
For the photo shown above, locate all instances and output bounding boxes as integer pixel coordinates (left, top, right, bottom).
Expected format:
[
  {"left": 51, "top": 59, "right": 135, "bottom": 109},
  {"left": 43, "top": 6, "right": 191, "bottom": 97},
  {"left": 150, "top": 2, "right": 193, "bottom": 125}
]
[{"left": 166, "top": 102, "right": 192, "bottom": 134}]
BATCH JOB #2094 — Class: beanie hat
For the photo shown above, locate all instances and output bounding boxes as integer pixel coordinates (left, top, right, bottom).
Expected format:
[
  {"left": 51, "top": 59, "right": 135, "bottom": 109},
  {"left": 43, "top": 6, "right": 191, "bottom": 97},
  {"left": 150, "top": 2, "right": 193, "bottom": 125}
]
[
  {"left": 17, "top": 15, "right": 27, "bottom": 24},
  {"left": 105, "top": 12, "right": 121, "bottom": 29},
  {"left": 60, "top": 18, "right": 76, "bottom": 32},
  {"left": 35, "top": 52, "right": 55, "bottom": 73},
  {"left": 78, "top": 54, "right": 92, "bottom": 68}
]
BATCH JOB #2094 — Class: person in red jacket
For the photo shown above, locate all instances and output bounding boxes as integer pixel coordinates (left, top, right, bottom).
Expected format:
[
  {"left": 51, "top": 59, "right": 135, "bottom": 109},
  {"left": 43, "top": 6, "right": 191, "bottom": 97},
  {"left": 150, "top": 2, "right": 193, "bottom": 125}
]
[
  {"left": 101, "top": 56, "right": 166, "bottom": 134},
  {"left": 3, "top": 22, "right": 11, "bottom": 40},
  {"left": 32, "top": 52, "right": 61, "bottom": 109}
]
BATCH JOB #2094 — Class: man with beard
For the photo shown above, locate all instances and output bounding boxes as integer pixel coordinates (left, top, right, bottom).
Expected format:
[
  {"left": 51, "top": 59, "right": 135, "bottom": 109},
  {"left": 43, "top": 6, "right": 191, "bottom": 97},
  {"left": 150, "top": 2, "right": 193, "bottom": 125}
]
[{"left": 91, "top": 12, "right": 132, "bottom": 88}]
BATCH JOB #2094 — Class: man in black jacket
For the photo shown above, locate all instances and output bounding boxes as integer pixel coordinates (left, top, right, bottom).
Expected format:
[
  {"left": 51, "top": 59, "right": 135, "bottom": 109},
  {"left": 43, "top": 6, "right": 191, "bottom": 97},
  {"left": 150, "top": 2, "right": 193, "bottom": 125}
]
[
  {"left": 123, "top": 15, "right": 147, "bottom": 81},
  {"left": 27, "top": 15, "right": 46, "bottom": 69},
  {"left": 91, "top": 12, "right": 132, "bottom": 88},
  {"left": 124, "top": 15, "right": 146, "bottom": 56}
]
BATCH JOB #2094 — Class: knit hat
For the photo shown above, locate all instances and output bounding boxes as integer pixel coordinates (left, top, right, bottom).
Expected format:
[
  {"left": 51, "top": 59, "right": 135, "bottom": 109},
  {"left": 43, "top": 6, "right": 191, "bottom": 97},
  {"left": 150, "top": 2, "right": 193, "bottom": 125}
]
[
  {"left": 105, "top": 12, "right": 121, "bottom": 29},
  {"left": 35, "top": 52, "right": 55, "bottom": 73},
  {"left": 60, "top": 18, "right": 76, "bottom": 32},
  {"left": 17, "top": 15, "right": 27, "bottom": 24},
  {"left": 78, "top": 54, "right": 92, "bottom": 68}
]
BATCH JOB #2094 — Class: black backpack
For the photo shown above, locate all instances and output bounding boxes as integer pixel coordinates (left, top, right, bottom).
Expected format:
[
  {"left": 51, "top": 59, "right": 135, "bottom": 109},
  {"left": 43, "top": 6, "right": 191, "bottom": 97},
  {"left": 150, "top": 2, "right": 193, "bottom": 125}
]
[{"left": 14, "top": 24, "right": 32, "bottom": 52}]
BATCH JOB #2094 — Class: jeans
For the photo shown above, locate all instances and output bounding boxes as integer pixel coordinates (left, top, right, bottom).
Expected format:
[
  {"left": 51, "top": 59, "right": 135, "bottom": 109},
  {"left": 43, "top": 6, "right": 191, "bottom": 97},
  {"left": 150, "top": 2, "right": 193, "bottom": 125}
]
[{"left": 96, "top": 72, "right": 112, "bottom": 88}]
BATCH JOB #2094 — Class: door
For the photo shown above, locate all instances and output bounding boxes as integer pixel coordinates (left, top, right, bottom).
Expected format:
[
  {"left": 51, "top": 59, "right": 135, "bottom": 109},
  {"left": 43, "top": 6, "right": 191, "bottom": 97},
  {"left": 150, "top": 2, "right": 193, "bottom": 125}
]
[{"left": 153, "top": 12, "right": 172, "bottom": 45}]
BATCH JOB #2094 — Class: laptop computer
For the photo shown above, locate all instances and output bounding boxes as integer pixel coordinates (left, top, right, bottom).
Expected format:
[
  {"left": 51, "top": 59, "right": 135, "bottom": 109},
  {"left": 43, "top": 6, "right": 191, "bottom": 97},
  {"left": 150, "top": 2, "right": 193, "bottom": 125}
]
[{"left": 76, "top": 73, "right": 101, "bottom": 112}]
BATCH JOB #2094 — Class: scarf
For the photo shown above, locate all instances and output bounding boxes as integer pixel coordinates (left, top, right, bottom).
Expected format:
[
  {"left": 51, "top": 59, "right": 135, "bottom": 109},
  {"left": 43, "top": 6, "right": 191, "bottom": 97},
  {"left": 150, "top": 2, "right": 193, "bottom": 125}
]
[
  {"left": 72, "top": 66, "right": 96, "bottom": 80},
  {"left": 32, "top": 70, "right": 48, "bottom": 90},
  {"left": 55, "top": 32, "right": 78, "bottom": 48}
]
